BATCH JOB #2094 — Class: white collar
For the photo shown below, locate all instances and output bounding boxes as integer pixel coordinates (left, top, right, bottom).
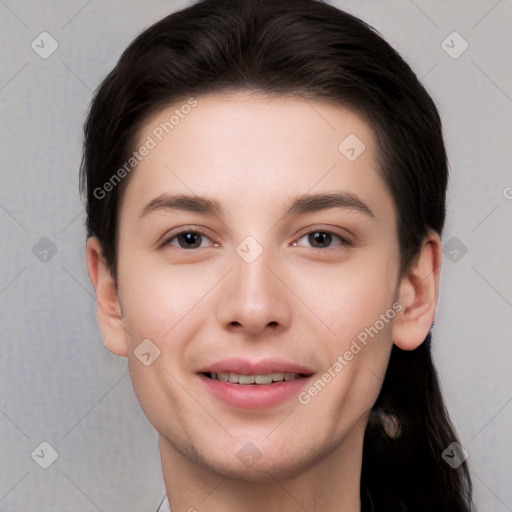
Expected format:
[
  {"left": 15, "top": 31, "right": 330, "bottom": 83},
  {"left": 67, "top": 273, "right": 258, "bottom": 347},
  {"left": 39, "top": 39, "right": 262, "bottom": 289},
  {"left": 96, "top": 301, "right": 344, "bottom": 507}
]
[{"left": 157, "top": 495, "right": 171, "bottom": 512}]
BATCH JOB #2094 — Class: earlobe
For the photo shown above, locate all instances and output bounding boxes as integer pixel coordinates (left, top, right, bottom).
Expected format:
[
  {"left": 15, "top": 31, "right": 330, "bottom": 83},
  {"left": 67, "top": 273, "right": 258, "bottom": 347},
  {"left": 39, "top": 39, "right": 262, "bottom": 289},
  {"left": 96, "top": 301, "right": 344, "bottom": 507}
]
[
  {"left": 86, "top": 237, "right": 129, "bottom": 357},
  {"left": 392, "top": 230, "right": 442, "bottom": 351}
]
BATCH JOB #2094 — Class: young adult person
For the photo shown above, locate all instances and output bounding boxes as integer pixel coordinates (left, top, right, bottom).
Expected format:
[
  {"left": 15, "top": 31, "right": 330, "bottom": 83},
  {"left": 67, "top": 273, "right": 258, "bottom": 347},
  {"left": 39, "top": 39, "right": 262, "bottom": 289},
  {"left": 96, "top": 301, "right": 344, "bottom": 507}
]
[{"left": 81, "top": 0, "right": 474, "bottom": 510}]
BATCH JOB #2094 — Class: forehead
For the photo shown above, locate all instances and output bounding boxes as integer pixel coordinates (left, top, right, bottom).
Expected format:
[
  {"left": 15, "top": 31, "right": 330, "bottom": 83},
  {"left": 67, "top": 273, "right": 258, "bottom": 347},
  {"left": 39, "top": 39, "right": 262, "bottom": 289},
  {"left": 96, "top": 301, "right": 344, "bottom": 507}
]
[{"left": 121, "top": 92, "right": 396, "bottom": 226}]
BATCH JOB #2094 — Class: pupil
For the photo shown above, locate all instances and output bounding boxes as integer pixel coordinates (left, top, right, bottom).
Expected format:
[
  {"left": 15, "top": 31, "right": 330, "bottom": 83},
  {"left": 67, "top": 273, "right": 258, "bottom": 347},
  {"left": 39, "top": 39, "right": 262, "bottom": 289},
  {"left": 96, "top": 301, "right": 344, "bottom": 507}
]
[
  {"left": 179, "top": 232, "right": 201, "bottom": 248},
  {"left": 309, "top": 231, "right": 331, "bottom": 248}
]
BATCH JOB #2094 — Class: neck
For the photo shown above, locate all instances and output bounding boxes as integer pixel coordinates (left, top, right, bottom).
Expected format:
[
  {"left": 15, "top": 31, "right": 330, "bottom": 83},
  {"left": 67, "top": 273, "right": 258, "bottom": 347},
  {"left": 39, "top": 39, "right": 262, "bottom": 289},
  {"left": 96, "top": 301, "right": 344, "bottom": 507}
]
[{"left": 159, "top": 417, "right": 366, "bottom": 512}]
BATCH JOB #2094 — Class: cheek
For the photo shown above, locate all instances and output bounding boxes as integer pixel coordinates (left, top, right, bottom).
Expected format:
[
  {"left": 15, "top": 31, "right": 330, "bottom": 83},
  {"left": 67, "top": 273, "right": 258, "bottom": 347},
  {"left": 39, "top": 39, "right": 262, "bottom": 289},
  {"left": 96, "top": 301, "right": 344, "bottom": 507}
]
[
  {"left": 293, "top": 253, "right": 399, "bottom": 342},
  {"left": 293, "top": 252, "right": 397, "bottom": 404},
  {"left": 127, "top": 355, "right": 198, "bottom": 444},
  {"left": 117, "top": 257, "right": 221, "bottom": 344}
]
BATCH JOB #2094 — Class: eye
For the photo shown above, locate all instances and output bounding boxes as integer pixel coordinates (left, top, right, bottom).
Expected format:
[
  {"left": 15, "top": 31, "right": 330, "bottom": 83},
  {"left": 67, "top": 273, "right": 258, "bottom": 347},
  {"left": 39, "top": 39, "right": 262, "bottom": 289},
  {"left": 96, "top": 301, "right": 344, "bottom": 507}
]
[
  {"left": 294, "top": 230, "right": 352, "bottom": 249},
  {"left": 162, "top": 230, "right": 216, "bottom": 249}
]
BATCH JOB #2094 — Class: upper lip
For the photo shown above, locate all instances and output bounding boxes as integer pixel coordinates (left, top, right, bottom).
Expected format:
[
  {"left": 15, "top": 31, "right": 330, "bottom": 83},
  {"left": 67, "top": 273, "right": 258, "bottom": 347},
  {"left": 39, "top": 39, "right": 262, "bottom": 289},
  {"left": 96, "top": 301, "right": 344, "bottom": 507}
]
[{"left": 198, "top": 357, "right": 314, "bottom": 376}]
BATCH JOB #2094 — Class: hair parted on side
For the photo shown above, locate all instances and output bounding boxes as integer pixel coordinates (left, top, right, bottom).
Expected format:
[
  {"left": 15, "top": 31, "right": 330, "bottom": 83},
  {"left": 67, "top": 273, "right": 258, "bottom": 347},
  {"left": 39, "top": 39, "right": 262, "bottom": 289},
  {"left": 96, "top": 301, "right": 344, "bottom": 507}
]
[{"left": 80, "top": 1, "right": 473, "bottom": 510}]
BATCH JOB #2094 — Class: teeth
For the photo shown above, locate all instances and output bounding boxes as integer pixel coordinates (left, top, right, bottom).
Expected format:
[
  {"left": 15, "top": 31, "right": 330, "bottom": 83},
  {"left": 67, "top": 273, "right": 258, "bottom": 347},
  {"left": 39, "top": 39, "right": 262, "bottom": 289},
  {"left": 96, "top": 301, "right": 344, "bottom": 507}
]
[
  {"left": 217, "top": 372, "right": 229, "bottom": 382},
  {"left": 255, "top": 374, "right": 273, "bottom": 384},
  {"left": 209, "top": 372, "right": 299, "bottom": 384}
]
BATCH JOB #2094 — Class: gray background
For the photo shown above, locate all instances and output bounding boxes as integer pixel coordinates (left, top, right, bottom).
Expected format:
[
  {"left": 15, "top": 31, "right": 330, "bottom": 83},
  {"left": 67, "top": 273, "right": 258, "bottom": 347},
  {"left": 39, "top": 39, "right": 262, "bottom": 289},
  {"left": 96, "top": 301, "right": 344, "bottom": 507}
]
[{"left": 0, "top": 1, "right": 511, "bottom": 511}]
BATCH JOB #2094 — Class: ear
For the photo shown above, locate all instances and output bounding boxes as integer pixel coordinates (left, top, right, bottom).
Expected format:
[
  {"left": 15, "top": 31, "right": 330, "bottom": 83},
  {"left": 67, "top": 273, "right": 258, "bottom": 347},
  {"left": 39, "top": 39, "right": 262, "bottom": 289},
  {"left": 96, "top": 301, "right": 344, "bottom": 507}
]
[
  {"left": 392, "top": 229, "right": 442, "bottom": 351},
  {"left": 86, "top": 237, "right": 129, "bottom": 356}
]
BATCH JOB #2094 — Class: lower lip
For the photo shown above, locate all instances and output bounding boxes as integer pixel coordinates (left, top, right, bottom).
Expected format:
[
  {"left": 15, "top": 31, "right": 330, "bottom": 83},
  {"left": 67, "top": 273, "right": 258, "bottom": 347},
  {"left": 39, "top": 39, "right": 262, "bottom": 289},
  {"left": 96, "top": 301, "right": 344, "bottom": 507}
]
[{"left": 198, "top": 374, "right": 312, "bottom": 409}]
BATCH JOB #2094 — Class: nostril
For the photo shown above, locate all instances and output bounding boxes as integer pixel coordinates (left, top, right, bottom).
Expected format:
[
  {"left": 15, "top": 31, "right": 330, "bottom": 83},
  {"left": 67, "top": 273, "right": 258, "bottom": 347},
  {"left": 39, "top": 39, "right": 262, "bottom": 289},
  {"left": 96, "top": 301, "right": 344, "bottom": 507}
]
[{"left": 226, "top": 320, "right": 280, "bottom": 332}]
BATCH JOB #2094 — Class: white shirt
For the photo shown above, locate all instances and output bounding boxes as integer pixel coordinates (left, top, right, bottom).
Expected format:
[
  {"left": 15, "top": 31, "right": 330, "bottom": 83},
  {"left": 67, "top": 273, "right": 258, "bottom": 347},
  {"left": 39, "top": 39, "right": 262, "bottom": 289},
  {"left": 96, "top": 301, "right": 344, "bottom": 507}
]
[{"left": 157, "top": 495, "right": 171, "bottom": 512}]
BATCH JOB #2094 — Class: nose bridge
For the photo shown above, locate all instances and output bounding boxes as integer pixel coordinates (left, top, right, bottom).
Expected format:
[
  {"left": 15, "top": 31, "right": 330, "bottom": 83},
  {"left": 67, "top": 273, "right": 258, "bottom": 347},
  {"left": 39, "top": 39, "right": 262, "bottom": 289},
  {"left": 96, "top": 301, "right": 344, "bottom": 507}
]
[
  {"left": 216, "top": 241, "right": 291, "bottom": 334},
  {"left": 238, "top": 251, "right": 276, "bottom": 304}
]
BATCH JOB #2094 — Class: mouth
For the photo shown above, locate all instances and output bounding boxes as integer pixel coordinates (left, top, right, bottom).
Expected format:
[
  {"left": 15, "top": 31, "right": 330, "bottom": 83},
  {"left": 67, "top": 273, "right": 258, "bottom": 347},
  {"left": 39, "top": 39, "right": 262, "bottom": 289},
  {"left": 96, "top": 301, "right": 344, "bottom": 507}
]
[
  {"left": 201, "top": 371, "right": 310, "bottom": 385},
  {"left": 197, "top": 358, "right": 314, "bottom": 409}
]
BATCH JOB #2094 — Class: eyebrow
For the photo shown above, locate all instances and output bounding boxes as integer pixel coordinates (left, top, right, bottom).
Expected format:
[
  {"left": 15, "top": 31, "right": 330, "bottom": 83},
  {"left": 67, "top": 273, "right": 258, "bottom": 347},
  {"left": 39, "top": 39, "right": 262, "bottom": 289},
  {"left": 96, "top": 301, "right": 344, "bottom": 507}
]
[
  {"left": 287, "top": 192, "right": 374, "bottom": 218},
  {"left": 139, "top": 192, "right": 375, "bottom": 220},
  {"left": 140, "top": 194, "right": 223, "bottom": 218}
]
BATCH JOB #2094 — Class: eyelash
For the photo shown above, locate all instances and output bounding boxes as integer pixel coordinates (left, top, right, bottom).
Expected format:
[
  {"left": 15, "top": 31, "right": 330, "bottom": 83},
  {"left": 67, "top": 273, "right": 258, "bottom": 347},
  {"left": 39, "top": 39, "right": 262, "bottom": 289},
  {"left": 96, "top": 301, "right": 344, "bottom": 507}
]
[
  {"left": 294, "top": 230, "right": 353, "bottom": 249},
  {"left": 160, "top": 228, "right": 353, "bottom": 250}
]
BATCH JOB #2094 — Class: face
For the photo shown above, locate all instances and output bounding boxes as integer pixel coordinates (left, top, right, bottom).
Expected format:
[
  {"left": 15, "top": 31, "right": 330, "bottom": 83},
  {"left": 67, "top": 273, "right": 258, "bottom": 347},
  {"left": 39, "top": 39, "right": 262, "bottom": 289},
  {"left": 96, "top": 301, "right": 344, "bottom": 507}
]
[{"left": 112, "top": 92, "right": 402, "bottom": 480}]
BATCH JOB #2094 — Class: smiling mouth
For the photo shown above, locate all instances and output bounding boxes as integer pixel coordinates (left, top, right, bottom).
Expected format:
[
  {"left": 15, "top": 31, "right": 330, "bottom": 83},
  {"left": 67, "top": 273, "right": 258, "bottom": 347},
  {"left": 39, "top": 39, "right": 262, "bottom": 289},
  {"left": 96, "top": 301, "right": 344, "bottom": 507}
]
[{"left": 202, "top": 372, "right": 310, "bottom": 385}]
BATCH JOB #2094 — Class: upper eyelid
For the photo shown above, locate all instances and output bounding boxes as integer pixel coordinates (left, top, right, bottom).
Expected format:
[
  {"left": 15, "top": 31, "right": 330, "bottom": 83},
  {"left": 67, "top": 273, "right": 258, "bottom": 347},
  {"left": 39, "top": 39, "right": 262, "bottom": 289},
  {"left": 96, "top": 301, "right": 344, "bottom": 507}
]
[
  {"left": 295, "top": 231, "right": 352, "bottom": 247},
  {"left": 295, "top": 223, "right": 354, "bottom": 239},
  {"left": 161, "top": 226, "right": 352, "bottom": 248},
  {"left": 159, "top": 225, "right": 215, "bottom": 245}
]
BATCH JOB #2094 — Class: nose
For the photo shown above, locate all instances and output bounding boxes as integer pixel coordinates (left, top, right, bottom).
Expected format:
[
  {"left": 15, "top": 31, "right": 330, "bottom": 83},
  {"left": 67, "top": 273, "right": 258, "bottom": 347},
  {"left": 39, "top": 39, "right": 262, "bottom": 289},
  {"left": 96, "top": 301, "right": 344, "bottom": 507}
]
[{"left": 215, "top": 248, "right": 292, "bottom": 336}]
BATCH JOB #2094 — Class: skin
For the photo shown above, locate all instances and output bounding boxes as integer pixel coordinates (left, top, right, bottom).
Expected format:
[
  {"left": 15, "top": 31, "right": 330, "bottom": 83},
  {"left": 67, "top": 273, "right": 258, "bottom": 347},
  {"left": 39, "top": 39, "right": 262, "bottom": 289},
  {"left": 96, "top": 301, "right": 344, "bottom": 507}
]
[{"left": 87, "top": 92, "right": 442, "bottom": 512}]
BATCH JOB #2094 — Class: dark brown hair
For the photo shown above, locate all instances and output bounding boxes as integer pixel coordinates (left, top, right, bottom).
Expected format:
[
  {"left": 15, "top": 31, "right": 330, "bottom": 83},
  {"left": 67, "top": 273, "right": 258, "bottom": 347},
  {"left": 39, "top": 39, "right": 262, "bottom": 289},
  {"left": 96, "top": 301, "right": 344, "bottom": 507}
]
[{"left": 80, "top": 1, "right": 473, "bottom": 510}]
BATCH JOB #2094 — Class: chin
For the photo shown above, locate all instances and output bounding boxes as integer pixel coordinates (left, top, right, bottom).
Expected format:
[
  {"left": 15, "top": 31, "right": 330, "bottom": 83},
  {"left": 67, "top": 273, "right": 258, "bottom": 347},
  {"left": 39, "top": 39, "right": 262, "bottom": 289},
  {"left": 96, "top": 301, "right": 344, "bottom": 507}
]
[{"left": 194, "top": 437, "right": 340, "bottom": 483}]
